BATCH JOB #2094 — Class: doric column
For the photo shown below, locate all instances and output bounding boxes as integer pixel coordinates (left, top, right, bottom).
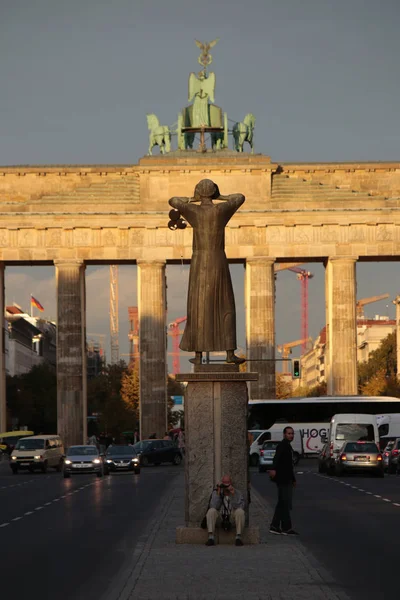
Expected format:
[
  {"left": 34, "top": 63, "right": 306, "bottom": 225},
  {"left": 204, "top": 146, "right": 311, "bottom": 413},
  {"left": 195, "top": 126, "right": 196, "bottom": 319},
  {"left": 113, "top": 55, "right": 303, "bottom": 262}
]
[
  {"left": 137, "top": 260, "right": 167, "bottom": 439},
  {"left": 326, "top": 257, "right": 358, "bottom": 395},
  {"left": 55, "top": 260, "right": 87, "bottom": 448},
  {"left": 245, "top": 257, "right": 276, "bottom": 399},
  {"left": 394, "top": 295, "right": 400, "bottom": 382},
  {"left": 0, "top": 263, "right": 5, "bottom": 432},
  {"left": 324, "top": 259, "right": 331, "bottom": 392}
]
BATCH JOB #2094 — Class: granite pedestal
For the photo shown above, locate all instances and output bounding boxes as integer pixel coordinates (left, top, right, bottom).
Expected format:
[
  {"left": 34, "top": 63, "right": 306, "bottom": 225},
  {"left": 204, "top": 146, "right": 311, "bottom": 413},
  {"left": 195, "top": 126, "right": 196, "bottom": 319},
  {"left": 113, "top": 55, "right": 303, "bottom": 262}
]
[{"left": 175, "top": 364, "right": 259, "bottom": 544}]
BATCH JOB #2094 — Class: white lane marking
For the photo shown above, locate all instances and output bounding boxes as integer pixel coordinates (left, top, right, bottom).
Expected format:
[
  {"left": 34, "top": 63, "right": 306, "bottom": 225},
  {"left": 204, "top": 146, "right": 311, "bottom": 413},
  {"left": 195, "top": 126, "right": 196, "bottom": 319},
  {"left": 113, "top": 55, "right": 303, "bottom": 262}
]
[
  {"left": 315, "top": 471, "right": 400, "bottom": 507},
  {"left": 0, "top": 477, "right": 102, "bottom": 531},
  {"left": 297, "top": 472, "right": 304, "bottom": 475}
]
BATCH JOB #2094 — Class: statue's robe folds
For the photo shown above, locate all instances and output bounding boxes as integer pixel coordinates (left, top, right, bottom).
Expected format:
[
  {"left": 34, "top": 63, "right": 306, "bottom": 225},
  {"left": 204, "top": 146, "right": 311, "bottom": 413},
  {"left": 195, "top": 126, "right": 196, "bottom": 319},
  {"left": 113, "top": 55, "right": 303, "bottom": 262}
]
[{"left": 169, "top": 194, "right": 245, "bottom": 352}]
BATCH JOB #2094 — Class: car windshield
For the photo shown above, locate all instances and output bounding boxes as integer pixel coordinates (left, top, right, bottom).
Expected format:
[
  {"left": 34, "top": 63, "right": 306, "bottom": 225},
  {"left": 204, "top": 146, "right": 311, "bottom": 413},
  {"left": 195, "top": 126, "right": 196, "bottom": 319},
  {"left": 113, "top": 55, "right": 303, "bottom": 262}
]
[
  {"left": 344, "top": 442, "right": 378, "bottom": 453},
  {"left": 262, "top": 442, "right": 279, "bottom": 450},
  {"left": 107, "top": 446, "right": 136, "bottom": 456},
  {"left": 248, "top": 431, "right": 263, "bottom": 444},
  {"left": 67, "top": 446, "right": 98, "bottom": 456},
  {"left": 133, "top": 441, "right": 153, "bottom": 451},
  {"left": 382, "top": 440, "right": 395, "bottom": 453},
  {"left": 15, "top": 439, "right": 45, "bottom": 450},
  {"left": 335, "top": 424, "right": 374, "bottom": 442}
]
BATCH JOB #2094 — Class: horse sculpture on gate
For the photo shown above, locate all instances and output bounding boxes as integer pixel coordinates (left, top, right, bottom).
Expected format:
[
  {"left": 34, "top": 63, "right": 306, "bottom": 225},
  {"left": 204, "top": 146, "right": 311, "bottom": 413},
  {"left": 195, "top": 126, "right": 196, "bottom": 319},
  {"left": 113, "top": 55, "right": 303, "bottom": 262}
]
[
  {"left": 232, "top": 113, "right": 256, "bottom": 153},
  {"left": 146, "top": 114, "right": 171, "bottom": 155}
]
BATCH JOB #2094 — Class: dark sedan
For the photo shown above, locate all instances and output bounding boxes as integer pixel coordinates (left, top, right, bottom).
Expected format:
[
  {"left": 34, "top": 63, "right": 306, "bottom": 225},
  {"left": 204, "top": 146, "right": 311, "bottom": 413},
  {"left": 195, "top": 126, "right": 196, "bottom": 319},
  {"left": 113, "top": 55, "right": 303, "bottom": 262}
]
[
  {"left": 105, "top": 445, "right": 141, "bottom": 474},
  {"left": 133, "top": 439, "right": 182, "bottom": 466}
]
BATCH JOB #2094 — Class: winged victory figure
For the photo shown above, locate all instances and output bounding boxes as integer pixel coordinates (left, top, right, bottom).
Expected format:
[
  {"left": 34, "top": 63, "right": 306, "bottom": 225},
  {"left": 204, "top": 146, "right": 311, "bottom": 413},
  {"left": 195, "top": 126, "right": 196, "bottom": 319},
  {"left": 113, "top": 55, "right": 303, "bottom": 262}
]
[{"left": 188, "top": 71, "right": 216, "bottom": 127}]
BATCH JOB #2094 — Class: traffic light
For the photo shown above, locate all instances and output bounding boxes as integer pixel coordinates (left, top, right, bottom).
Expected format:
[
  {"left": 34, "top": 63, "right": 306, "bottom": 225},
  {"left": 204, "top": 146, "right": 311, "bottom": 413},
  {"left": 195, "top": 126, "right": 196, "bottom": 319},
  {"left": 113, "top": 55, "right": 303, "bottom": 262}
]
[{"left": 293, "top": 359, "right": 300, "bottom": 378}]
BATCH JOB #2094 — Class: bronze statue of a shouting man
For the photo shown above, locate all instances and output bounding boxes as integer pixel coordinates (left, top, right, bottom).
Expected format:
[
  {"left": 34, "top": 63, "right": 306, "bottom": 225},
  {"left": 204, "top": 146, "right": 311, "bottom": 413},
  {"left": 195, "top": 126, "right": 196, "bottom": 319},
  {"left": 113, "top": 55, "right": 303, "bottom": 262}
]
[{"left": 169, "top": 179, "right": 245, "bottom": 365}]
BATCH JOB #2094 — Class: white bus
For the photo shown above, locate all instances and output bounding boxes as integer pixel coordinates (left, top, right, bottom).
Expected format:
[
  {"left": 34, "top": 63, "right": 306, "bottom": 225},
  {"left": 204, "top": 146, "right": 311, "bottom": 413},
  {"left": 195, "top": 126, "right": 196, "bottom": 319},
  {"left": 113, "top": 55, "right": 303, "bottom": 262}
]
[{"left": 248, "top": 396, "right": 400, "bottom": 455}]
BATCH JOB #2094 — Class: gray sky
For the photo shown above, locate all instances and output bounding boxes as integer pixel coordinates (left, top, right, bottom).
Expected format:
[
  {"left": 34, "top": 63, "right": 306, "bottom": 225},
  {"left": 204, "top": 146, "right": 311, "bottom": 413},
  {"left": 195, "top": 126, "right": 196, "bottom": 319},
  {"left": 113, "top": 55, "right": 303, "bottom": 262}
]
[{"left": 1, "top": 0, "right": 400, "bottom": 369}]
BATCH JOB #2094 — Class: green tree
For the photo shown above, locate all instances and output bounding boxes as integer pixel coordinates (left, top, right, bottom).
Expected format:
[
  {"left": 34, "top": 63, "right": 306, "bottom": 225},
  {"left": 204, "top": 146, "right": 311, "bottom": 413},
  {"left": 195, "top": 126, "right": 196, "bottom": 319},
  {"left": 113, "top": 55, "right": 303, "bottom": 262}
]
[
  {"left": 276, "top": 373, "right": 292, "bottom": 399},
  {"left": 7, "top": 363, "right": 57, "bottom": 433},
  {"left": 358, "top": 332, "right": 397, "bottom": 389},
  {"left": 121, "top": 365, "right": 139, "bottom": 423},
  {"left": 87, "top": 360, "right": 134, "bottom": 437}
]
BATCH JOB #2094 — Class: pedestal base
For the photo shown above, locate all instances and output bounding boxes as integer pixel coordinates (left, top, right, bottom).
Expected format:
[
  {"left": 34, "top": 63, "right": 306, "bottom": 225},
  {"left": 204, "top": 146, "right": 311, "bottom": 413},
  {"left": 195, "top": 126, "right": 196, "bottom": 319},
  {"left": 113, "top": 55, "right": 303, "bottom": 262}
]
[
  {"left": 176, "top": 365, "right": 258, "bottom": 532},
  {"left": 176, "top": 526, "right": 260, "bottom": 545}
]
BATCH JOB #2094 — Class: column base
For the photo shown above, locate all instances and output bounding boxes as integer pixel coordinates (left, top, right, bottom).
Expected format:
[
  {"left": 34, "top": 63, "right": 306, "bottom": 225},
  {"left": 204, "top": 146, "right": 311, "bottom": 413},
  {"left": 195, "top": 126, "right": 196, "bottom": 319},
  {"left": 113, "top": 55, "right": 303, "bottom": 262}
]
[{"left": 176, "top": 526, "right": 260, "bottom": 545}]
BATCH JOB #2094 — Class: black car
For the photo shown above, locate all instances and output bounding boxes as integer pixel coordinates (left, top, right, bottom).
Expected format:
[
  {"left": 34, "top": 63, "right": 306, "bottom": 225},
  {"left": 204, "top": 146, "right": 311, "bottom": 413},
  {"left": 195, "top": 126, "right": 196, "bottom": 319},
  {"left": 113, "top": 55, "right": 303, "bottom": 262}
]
[
  {"left": 105, "top": 445, "right": 141, "bottom": 474},
  {"left": 133, "top": 439, "right": 182, "bottom": 466}
]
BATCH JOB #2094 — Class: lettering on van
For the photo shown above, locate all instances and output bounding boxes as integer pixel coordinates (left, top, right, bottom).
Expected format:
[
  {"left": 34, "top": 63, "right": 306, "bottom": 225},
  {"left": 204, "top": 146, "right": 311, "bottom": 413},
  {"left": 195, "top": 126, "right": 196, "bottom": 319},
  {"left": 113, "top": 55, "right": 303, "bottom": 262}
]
[{"left": 300, "top": 428, "right": 327, "bottom": 452}]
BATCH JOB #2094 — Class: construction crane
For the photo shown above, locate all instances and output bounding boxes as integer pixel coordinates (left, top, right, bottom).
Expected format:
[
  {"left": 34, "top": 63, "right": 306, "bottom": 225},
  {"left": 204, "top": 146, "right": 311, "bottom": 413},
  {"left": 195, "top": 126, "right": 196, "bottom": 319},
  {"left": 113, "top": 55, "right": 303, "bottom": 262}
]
[
  {"left": 168, "top": 317, "right": 187, "bottom": 375},
  {"left": 277, "top": 338, "right": 312, "bottom": 374},
  {"left": 288, "top": 267, "right": 314, "bottom": 351},
  {"left": 277, "top": 265, "right": 314, "bottom": 352},
  {"left": 128, "top": 306, "right": 139, "bottom": 367},
  {"left": 356, "top": 294, "right": 390, "bottom": 318},
  {"left": 109, "top": 265, "right": 120, "bottom": 364}
]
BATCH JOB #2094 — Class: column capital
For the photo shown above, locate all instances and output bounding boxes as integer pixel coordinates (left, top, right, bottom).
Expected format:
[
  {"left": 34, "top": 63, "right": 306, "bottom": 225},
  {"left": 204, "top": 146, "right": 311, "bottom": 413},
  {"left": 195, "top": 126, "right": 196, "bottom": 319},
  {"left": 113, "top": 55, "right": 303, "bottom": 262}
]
[
  {"left": 328, "top": 256, "right": 358, "bottom": 264},
  {"left": 137, "top": 259, "right": 166, "bottom": 267},
  {"left": 54, "top": 259, "right": 85, "bottom": 268},
  {"left": 246, "top": 256, "right": 276, "bottom": 265}
]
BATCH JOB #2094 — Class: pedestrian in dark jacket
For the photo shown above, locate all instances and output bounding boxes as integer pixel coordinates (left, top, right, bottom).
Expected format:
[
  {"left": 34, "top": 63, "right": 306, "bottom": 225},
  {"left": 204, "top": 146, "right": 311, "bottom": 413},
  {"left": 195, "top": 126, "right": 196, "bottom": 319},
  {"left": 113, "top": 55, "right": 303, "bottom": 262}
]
[{"left": 268, "top": 426, "right": 299, "bottom": 536}]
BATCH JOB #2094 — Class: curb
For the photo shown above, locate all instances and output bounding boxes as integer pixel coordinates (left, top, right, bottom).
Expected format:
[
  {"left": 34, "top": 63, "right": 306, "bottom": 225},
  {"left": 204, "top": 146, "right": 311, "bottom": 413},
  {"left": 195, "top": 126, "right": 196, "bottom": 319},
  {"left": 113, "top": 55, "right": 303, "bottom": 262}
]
[{"left": 102, "top": 478, "right": 177, "bottom": 600}]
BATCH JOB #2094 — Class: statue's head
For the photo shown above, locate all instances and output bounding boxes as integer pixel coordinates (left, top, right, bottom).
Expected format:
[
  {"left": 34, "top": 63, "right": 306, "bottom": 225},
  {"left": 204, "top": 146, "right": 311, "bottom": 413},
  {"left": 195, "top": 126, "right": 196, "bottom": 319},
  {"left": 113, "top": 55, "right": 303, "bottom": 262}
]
[{"left": 194, "top": 179, "right": 220, "bottom": 201}]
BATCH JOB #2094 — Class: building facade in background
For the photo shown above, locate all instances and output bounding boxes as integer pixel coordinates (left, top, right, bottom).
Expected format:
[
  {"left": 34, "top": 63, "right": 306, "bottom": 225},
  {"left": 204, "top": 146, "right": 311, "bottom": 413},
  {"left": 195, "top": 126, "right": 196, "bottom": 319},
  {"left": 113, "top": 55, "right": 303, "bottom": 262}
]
[
  {"left": 6, "top": 306, "right": 56, "bottom": 376},
  {"left": 300, "top": 317, "right": 395, "bottom": 389}
]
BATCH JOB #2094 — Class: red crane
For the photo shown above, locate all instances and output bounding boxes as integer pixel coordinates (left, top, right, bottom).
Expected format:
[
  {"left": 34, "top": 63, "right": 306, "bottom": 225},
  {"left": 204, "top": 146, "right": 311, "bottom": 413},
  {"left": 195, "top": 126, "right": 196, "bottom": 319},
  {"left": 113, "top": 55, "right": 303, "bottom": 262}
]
[
  {"left": 168, "top": 316, "right": 187, "bottom": 375},
  {"left": 287, "top": 267, "right": 314, "bottom": 352}
]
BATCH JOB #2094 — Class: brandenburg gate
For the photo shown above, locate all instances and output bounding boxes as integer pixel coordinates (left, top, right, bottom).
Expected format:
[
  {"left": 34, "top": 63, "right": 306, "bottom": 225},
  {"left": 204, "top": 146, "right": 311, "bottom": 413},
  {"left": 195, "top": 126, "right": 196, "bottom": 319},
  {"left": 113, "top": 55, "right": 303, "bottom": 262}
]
[{"left": 0, "top": 156, "right": 400, "bottom": 446}]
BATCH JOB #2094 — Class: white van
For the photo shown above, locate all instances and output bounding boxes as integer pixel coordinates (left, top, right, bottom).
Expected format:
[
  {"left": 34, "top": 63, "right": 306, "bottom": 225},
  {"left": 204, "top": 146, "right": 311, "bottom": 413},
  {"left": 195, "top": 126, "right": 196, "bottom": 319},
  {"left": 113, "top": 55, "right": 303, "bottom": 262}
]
[
  {"left": 325, "top": 414, "right": 379, "bottom": 473},
  {"left": 377, "top": 414, "right": 400, "bottom": 439},
  {"left": 10, "top": 435, "right": 64, "bottom": 474},
  {"left": 249, "top": 426, "right": 303, "bottom": 466}
]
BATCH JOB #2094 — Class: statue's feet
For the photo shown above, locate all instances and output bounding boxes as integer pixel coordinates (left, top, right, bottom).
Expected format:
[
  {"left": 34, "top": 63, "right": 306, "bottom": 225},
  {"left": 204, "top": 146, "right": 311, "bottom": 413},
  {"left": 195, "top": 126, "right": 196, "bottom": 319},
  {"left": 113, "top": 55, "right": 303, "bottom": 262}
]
[
  {"left": 189, "top": 352, "right": 202, "bottom": 365},
  {"left": 226, "top": 353, "right": 246, "bottom": 365}
]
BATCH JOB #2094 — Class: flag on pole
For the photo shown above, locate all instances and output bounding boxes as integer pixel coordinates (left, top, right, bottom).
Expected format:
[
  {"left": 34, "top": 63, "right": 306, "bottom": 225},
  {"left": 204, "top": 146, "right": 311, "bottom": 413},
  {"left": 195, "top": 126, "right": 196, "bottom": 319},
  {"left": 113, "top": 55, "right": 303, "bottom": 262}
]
[{"left": 30, "top": 295, "right": 44, "bottom": 312}]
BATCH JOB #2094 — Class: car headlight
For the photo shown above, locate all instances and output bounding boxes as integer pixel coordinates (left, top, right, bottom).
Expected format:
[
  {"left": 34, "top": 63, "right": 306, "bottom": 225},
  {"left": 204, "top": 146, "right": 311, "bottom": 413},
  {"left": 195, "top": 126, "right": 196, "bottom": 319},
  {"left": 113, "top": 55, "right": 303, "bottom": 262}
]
[
  {"left": 11, "top": 456, "right": 17, "bottom": 461},
  {"left": 34, "top": 455, "right": 42, "bottom": 460},
  {"left": 131, "top": 458, "right": 139, "bottom": 463},
  {"left": 93, "top": 458, "right": 101, "bottom": 464},
  {"left": 64, "top": 459, "right": 72, "bottom": 465},
  {"left": 106, "top": 459, "right": 113, "bottom": 463}
]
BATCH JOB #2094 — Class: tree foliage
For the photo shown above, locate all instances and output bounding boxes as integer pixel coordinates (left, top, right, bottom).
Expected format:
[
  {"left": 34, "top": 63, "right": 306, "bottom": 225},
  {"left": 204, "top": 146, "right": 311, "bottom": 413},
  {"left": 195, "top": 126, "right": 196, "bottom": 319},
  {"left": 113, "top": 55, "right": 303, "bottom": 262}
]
[
  {"left": 276, "top": 374, "right": 292, "bottom": 399},
  {"left": 358, "top": 332, "right": 397, "bottom": 388},
  {"left": 7, "top": 363, "right": 57, "bottom": 433},
  {"left": 357, "top": 331, "right": 400, "bottom": 397}
]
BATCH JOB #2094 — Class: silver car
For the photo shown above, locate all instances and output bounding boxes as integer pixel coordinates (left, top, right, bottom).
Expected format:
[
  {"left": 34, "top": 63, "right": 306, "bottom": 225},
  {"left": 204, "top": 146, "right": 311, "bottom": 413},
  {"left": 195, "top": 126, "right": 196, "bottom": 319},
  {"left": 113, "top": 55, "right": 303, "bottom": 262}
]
[
  {"left": 258, "top": 440, "right": 280, "bottom": 473},
  {"left": 63, "top": 445, "right": 104, "bottom": 478},
  {"left": 334, "top": 441, "right": 384, "bottom": 477}
]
